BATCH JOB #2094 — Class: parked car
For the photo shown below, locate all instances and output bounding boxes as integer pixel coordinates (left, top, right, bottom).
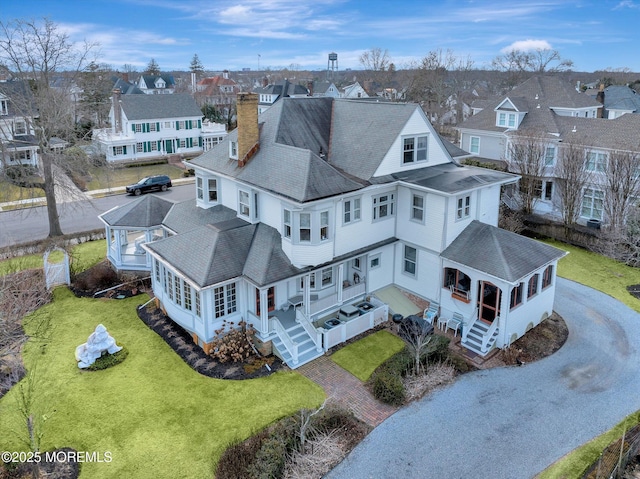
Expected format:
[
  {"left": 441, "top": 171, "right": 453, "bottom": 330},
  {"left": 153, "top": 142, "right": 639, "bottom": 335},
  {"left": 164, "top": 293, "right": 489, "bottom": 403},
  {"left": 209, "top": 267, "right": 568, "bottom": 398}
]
[{"left": 125, "top": 175, "right": 172, "bottom": 195}]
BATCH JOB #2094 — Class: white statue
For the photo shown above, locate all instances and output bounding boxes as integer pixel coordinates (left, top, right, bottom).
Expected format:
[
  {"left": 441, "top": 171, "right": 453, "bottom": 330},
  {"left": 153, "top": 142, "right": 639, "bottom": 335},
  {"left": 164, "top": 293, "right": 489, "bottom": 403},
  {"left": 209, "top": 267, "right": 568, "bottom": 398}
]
[{"left": 75, "top": 324, "right": 122, "bottom": 369}]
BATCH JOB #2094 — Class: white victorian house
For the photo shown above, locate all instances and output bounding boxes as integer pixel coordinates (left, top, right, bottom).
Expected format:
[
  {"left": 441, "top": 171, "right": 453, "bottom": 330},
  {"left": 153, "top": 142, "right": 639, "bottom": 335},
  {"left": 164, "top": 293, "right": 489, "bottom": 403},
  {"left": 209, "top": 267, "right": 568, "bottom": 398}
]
[{"left": 101, "top": 94, "right": 566, "bottom": 368}]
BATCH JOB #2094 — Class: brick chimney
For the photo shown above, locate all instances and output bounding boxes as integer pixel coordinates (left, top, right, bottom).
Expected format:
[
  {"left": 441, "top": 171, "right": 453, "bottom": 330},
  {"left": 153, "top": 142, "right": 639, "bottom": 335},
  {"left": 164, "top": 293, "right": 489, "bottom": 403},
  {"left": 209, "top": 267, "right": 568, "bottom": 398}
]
[
  {"left": 223, "top": 69, "right": 229, "bottom": 80},
  {"left": 307, "top": 81, "right": 314, "bottom": 96},
  {"left": 236, "top": 92, "right": 259, "bottom": 167},
  {"left": 112, "top": 89, "right": 122, "bottom": 134}
]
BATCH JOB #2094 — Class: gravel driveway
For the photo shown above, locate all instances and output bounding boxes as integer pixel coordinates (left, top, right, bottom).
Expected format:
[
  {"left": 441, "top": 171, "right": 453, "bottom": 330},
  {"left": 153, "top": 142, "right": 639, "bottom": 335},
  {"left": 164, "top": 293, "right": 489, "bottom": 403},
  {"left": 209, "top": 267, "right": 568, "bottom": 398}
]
[{"left": 327, "top": 278, "right": 640, "bottom": 479}]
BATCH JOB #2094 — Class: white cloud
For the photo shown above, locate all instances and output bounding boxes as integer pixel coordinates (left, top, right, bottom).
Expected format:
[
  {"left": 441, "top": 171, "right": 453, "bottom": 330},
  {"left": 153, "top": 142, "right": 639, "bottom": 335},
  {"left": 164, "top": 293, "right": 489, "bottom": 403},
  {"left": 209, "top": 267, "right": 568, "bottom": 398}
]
[
  {"left": 614, "top": 0, "right": 640, "bottom": 9},
  {"left": 501, "top": 39, "right": 553, "bottom": 53}
]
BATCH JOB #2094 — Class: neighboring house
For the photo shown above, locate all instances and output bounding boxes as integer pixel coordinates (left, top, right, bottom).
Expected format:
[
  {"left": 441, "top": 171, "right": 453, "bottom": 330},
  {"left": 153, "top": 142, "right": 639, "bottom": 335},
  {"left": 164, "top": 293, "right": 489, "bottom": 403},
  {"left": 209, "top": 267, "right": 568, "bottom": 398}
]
[
  {"left": 111, "top": 76, "right": 145, "bottom": 95},
  {"left": 195, "top": 71, "right": 239, "bottom": 107},
  {"left": 598, "top": 85, "right": 640, "bottom": 119},
  {"left": 457, "top": 75, "right": 640, "bottom": 225},
  {"left": 254, "top": 79, "right": 309, "bottom": 113},
  {"left": 136, "top": 74, "right": 175, "bottom": 94},
  {"left": 0, "top": 83, "right": 38, "bottom": 169},
  {"left": 310, "top": 81, "right": 340, "bottom": 98},
  {"left": 101, "top": 94, "right": 565, "bottom": 368},
  {"left": 92, "top": 90, "right": 227, "bottom": 162},
  {"left": 340, "top": 81, "right": 369, "bottom": 99}
]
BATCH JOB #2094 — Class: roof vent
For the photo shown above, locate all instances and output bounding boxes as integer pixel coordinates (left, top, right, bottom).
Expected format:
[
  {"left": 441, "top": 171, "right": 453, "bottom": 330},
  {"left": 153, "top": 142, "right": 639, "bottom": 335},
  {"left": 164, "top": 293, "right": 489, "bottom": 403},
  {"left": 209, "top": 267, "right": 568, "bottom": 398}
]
[
  {"left": 535, "top": 94, "right": 539, "bottom": 100},
  {"left": 572, "top": 125, "right": 577, "bottom": 133},
  {"left": 536, "top": 103, "right": 540, "bottom": 109}
]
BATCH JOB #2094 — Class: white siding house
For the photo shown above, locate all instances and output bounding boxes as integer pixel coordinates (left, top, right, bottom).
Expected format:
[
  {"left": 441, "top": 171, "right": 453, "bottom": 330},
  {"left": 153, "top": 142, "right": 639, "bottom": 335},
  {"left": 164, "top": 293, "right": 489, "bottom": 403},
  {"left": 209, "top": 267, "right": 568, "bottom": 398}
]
[{"left": 102, "top": 94, "right": 566, "bottom": 368}]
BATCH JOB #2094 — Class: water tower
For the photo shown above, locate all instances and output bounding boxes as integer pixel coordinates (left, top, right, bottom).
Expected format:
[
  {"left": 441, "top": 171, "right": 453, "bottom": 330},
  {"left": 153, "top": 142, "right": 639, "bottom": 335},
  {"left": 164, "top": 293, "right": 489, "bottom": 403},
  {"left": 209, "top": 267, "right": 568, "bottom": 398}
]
[{"left": 327, "top": 52, "right": 338, "bottom": 81}]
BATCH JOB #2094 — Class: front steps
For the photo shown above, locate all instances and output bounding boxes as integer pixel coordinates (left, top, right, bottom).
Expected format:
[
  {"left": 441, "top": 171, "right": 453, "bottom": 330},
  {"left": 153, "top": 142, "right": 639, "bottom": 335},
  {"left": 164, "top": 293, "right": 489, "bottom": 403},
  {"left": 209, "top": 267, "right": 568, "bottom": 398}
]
[
  {"left": 272, "top": 323, "right": 323, "bottom": 369},
  {"left": 461, "top": 320, "right": 498, "bottom": 356}
]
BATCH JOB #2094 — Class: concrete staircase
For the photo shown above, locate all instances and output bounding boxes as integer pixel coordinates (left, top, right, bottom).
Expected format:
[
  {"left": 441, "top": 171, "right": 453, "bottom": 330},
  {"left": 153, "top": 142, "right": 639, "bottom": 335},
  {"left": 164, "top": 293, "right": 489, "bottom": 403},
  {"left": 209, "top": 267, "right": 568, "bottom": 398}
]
[
  {"left": 461, "top": 320, "right": 499, "bottom": 356},
  {"left": 272, "top": 323, "right": 323, "bottom": 369}
]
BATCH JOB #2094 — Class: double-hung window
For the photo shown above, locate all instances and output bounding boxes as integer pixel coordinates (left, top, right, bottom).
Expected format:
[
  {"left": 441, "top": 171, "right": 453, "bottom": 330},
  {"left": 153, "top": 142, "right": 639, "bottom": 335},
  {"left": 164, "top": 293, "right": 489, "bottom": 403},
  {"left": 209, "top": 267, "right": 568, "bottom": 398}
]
[
  {"left": 321, "top": 267, "right": 333, "bottom": 287},
  {"left": 214, "top": 283, "right": 237, "bottom": 318},
  {"left": 411, "top": 194, "right": 425, "bottom": 222},
  {"left": 320, "top": 211, "right": 329, "bottom": 240},
  {"left": 544, "top": 146, "right": 556, "bottom": 166},
  {"left": 238, "top": 190, "right": 251, "bottom": 218},
  {"left": 456, "top": 195, "right": 471, "bottom": 220},
  {"left": 403, "top": 136, "right": 428, "bottom": 163},
  {"left": 373, "top": 193, "right": 395, "bottom": 220},
  {"left": 403, "top": 245, "right": 417, "bottom": 276},
  {"left": 586, "top": 152, "right": 606, "bottom": 172},
  {"left": 299, "top": 213, "right": 311, "bottom": 241},
  {"left": 581, "top": 188, "right": 604, "bottom": 220},
  {"left": 510, "top": 283, "right": 523, "bottom": 309},
  {"left": 196, "top": 177, "right": 203, "bottom": 200},
  {"left": 542, "top": 265, "right": 553, "bottom": 289},
  {"left": 343, "top": 198, "right": 361, "bottom": 224},
  {"left": 208, "top": 178, "right": 218, "bottom": 202},
  {"left": 283, "top": 209, "right": 292, "bottom": 238},
  {"left": 527, "top": 274, "right": 539, "bottom": 299}
]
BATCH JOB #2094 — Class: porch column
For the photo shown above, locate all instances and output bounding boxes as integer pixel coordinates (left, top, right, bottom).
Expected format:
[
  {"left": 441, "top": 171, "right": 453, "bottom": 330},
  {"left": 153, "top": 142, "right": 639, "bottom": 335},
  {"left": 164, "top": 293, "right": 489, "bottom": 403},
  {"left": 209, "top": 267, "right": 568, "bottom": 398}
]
[
  {"left": 259, "top": 288, "right": 269, "bottom": 337},
  {"left": 114, "top": 228, "right": 123, "bottom": 263},
  {"left": 304, "top": 273, "right": 311, "bottom": 317},
  {"left": 337, "top": 263, "right": 344, "bottom": 304}
]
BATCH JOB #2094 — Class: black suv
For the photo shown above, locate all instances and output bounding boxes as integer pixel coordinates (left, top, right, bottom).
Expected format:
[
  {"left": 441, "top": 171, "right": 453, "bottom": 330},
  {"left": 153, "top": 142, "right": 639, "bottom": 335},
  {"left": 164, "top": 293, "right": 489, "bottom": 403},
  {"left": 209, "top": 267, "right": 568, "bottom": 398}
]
[{"left": 126, "top": 175, "right": 172, "bottom": 195}]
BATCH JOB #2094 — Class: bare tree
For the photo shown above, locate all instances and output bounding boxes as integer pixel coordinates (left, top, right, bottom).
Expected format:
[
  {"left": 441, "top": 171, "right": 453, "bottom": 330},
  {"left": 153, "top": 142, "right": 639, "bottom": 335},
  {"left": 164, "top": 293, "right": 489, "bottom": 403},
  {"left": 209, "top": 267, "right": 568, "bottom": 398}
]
[
  {"left": 359, "top": 47, "right": 392, "bottom": 87},
  {"left": 398, "top": 318, "right": 433, "bottom": 376},
  {"left": 600, "top": 149, "right": 640, "bottom": 233},
  {"left": 77, "top": 61, "right": 113, "bottom": 130},
  {"left": 0, "top": 18, "right": 97, "bottom": 237},
  {"left": 506, "top": 130, "right": 547, "bottom": 215},
  {"left": 554, "top": 142, "right": 593, "bottom": 225},
  {"left": 492, "top": 48, "right": 573, "bottom": 88}
]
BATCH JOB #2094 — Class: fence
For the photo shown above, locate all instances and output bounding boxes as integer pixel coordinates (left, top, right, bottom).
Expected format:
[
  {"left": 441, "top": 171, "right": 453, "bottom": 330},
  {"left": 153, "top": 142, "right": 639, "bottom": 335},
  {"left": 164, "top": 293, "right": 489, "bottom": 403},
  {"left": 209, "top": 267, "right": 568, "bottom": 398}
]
[{"left": 583, "top": 423, "right": 640, "bottom": 479}]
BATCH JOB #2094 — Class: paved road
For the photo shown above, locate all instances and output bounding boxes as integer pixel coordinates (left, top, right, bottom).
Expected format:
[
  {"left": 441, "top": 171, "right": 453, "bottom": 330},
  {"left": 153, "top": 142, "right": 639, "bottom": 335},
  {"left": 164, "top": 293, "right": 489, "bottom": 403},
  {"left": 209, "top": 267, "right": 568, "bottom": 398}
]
[
  {"left": 327, "top": 278, "right": 640, "bottom": 479},
  {"left": 0, "top": 184, "right": 194, "bottom": 249}
]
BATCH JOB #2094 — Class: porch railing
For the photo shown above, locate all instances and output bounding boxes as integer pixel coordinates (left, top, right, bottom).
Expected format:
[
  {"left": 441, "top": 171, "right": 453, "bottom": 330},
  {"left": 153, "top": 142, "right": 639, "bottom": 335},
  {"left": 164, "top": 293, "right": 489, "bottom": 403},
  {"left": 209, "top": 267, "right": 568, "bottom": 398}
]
[
  {"left": 309, "top": 281, "right": 366, "bottom": 315},
  {"left": 343, "top": 281, "right": 366, "bottom": 302},
  {"left": 482, "top": 317, "right": 500, "bottom": 353},
  {"left": 272, "top": 318, "right": 299, "bottom": 365},
  {"left": 296, "top": 309, "right": 323, "bottom": 353},
  {"left": 461, "top": 307, "right": 478, "bottom": 342},
  {"left": 321, "top": 303, "right": 387, "bottom": 351}
]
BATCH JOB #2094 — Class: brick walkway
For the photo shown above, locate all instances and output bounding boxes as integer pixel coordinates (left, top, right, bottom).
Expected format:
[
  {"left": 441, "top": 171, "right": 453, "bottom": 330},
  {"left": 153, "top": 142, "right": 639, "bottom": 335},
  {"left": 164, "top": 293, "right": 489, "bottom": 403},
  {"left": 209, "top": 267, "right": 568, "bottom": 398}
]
[{"left": 297, "top": 355, "right": 398, "bottom": 427}]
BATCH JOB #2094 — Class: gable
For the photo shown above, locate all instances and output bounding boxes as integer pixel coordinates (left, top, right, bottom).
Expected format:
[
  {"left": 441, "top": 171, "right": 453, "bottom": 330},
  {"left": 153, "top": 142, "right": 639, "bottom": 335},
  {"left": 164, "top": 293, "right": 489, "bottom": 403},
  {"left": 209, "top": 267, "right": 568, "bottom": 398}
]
[{"left": 373, "top": 107, "right": 453, "bottom": 177}]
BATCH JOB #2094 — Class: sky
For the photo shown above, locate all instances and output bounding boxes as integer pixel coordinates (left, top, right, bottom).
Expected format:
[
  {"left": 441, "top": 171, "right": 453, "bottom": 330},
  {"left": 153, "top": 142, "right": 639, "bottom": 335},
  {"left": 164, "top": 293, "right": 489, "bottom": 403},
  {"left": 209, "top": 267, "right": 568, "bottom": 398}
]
[{"left": 1, "top": 0, "right": 639, "bottom": 73}]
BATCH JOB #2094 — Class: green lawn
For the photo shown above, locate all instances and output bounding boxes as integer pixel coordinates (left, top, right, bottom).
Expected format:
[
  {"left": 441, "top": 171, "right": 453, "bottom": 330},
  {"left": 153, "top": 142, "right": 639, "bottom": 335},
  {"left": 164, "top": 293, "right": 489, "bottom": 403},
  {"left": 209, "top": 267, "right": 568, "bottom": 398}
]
[
  {"left": 0, "top": 288, "right": 324, "bottom": 478},
  {"left": 84, "top": 164, "right": 185, "bottom": 191},
  {"left": 330, "top": 330, "right": 405, "bottom": 381},
  {"left": 0, "top": 240, "right": 107, "bottom": 277},
  {"left": 0, "top": 180, "right": 46, "bottom": 203},
  {"left": 545, "top": 239, "right": 640, "bottom": 313}
]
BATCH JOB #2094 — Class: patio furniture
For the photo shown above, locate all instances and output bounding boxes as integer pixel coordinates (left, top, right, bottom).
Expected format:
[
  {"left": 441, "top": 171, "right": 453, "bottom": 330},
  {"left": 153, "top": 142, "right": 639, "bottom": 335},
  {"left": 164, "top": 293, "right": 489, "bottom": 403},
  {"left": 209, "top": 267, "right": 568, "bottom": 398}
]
[
  {"left": 437, "top": 314, "right": 448, "bottom": 331},
  {"left": 287, "top": 294, "right": 318, "bottom": 309},
  {"left": 447, "top": 313, "right": 464, "bottom": 337},
  {"left": 423, "top": 301, "right": 440, "bottom": 325}
]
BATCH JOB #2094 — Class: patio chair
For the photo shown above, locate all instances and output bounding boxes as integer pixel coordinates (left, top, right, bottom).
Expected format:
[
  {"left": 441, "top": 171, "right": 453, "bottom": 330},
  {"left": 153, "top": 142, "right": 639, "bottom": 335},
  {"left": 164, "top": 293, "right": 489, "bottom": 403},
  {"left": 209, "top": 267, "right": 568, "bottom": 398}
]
[
  {"left": 423, "top": 301, "right": 440, "bottom": 325},
  {"left": 447, "top": 312, "right": 464, "bottom": 337}
]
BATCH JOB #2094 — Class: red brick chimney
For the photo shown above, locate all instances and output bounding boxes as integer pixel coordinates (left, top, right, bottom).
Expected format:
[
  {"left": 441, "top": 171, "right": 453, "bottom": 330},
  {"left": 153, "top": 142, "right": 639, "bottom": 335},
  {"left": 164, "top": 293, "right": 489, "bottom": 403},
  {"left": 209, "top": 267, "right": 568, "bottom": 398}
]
[
  {"left": 236, "top": 92, "right": 259, "bottom": 167},
  {"left": 307, "top": 81, "right": 314, "bottom": 96},
  {"left": 112, "top": 89, "right": 122, "bottom": 133}
]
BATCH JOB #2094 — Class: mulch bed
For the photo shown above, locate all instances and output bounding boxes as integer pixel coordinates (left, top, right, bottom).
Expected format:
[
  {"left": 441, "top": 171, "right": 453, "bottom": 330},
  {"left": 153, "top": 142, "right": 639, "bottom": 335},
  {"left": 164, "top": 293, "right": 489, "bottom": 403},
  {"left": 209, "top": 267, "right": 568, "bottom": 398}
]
[
  {"left": 136, "top": 303, "right": 285, "bottom": 380},
  {"left": 500, "top": 312, "right": 569, "bottom": 365}
]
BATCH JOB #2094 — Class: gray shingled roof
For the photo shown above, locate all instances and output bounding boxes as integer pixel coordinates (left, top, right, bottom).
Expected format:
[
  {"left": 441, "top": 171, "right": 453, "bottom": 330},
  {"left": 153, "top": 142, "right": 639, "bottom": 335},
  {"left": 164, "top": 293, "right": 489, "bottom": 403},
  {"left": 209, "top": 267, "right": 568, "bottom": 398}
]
[
  {"left": 329, "top": 100, "right": 418, "bottom": 179},
  {"left": 553, "top": 114, "right": 640, "bottom": 151},
  {"left": 190, "top": 97, "right": 365, "bottom": 202},
  {"left": 119, "top": 93, "right": 202, "bottom": 120},
  {"left": 603, "top": 85, "right": 640, "bottom": 114},
  {"left": 162, "top": 201, "right": 240, "bottom": 234},
  {"left": 145, "top": 220, "right": 303, "bottom": 288},
  {"left": 388, "top": 163, "right": 517, "bottom": 194},
  {"left": 440, "top": 221, "right": 567, "bottom": 283},
  {"left": 459, "top": 76, "right": 601, "bottom": 135},
  {"left": 99, "top": 195, "right": 174, "bottom": 227}
]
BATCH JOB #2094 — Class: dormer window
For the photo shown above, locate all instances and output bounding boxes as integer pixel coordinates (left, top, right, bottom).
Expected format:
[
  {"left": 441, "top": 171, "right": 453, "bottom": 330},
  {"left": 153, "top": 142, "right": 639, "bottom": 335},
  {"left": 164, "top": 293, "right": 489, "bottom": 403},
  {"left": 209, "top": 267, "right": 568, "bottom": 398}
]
[
  {"left": 0, "top": 100, "right": 8, "bottom": 115},
  {"left": 230, "top": 141, "right": 238, "bottom": 159},
  {"left": 497, "top": 112, "right": 517, "bottom": 128},
  {"left": 14, "top": 120, "right": 27, "bottom": 136}
]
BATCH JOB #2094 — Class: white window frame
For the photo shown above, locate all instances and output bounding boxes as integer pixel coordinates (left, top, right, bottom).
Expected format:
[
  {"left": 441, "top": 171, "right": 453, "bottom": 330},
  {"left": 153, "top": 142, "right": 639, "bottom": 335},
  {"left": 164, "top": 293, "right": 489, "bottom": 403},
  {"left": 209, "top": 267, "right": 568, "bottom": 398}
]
[
  {"left": 230, "top": 140, "right": 238, "bottom": 159},
  {"left": 369, "top": 254, "right": 381, "bottom": 269},
  {"left": 402, "top": 135, "right": 428, "bottom": 164},
  {"left": 149, "top": 123, "right": 157, "bottom": 132},
  {"left": 411, "top": 193, "right": 425, "bottom": 223},
  {"left": 320, "top": 267, "right": 333, "bottom": 287},
  {"left": 544, "top": 146, "right": 556, "bottom": 166},
  {"left": 114, "top": 146, "right": 124, "bottom": 156},
  {"left": 214, "top": 283, "right": 237, "bottom": 319},
  {"left": 196, "top": 177, "right": 203, "bottom": 200},
  {"left": 208, "top": 178, "right": 218, "bottom": 202},
  {"left": 320, "top": 211, "right": 329, "bottom": 241},
  {"left": 283, "top": 209, "right": 292, "bottom": 239},
  {"left": 373, "top": 193, "right": 395, "bottom": 221},
  {"left": 469, "top": 136, "right": 480, "bottom": 155},
  {"left": 343, "top": 197, "right": 361, "bottom": 224},
  {"left": 456, "top": 194, "right": 471, "bottom": 220},
  {"left": 14, "top": 120, "right": 26, "bottom": 135},
  {"left": 299, "top": 212, "right": 311, "bottom": 242},
  {"left": 136, "top": 142, "right": 144, "bottom": 153},
  {"left": 403, "top": 245, "right": 417, "bottom": 276},
  {"left": 134, "top": 123, "right": 142, "bottom": 133},
  {"left": 581, "top": 187, "right": 604, "bottom": 220},
  {"left": 238, "top": 190, "right": 251, "bottom": 218},
  {"left": 586, "top": 151, "right": 607, "bottom": 172}
]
